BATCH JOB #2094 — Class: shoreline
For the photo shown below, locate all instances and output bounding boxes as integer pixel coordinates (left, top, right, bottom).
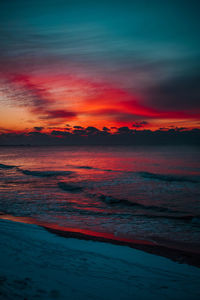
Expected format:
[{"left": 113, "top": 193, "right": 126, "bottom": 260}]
[
  {"left": 0, "top": 218, "right": 200, "bottom": 299},
  {"left": 1, "top": 213, "right": 200, "bottom": 268}
]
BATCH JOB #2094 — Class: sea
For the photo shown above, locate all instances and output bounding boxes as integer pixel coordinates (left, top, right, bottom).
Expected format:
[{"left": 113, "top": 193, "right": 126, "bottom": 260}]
[{"left": 0, "top": 145, "right": 200, "bottom": 252}]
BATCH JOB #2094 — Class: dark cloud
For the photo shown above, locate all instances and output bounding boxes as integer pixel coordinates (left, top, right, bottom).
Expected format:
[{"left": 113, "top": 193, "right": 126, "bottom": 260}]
[
  {"left": 85, "top": 127, "right": 100, "bottom": 134},
  {"left": 103, "top": 127, "right": 110, "bottom": 131},
  {"left": 89, "top": 108, "right": 150, "bottom": 121},
  {"left": 41, "top": 109, "right": 77, "bottom": 120},
  {"left": 73, "top": 126, "right": 84, "bottom": 129},
  {"left": 117, "top": 127, "right": 132, "bottom": 133},
  {"left": 147, "top": 71, "right": 200, "bottom": 112},
  {"left": 132, "top": 121, "right": 148, "bottom": 128},
  {"left": 1, "top": 128, "right": 200, "bottom": 146},
  {"left": 34, "top": 126, "right": 44, "bottom": 132}
]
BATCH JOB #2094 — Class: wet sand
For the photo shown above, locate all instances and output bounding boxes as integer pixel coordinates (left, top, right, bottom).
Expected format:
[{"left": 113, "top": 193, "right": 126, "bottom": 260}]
[
  {"left": 1, "top": 213, "right": 200, "bottom": 268},
  {"left": 0, "top": 218, "right": 200, "bottom": 299}
]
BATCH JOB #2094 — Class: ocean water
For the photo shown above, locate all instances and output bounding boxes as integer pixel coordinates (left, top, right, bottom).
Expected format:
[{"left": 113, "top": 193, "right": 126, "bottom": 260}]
[{"left": 0, "top": 146, "right": 200, "bottom": 251}]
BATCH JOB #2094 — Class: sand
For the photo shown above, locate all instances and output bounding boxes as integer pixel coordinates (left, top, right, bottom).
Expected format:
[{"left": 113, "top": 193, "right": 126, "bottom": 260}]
[{"left": 0, "top": 219, "right": 200, "bottom": 300}]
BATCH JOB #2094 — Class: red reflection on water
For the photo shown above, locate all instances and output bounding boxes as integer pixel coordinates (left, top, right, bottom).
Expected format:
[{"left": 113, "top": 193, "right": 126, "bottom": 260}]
[{"left": 0, "top": 213, "right": 154, "bottom": 247}]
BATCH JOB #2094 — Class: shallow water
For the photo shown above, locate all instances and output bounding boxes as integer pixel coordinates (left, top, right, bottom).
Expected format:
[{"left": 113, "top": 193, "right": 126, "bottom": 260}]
[{"left": 0, "top": 145, "right": 200, "bottom": 250}]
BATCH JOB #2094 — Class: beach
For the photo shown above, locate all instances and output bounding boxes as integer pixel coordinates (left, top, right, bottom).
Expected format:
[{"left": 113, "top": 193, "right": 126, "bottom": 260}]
[
  {"left": 0, "top": 219, "right": 200, "bottom": 300},
  {"left": 0, "top": 146, "right": 200, "bottom": 299}
]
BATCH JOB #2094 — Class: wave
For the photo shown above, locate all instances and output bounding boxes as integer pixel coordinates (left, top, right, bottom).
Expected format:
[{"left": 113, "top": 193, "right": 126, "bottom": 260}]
[
  {"left": 142, "top": 213, "right": 200, "bottom": 223},
  {"left": 138, "top": 171, "right": 199, "bottom": 183},
  {"left": 76, "top": 165, "right": 95, "bottom": 170},
  {"left": 66, "top": 165, "right": 97, "bottom": 170},
  {"left": 72, "top": 194, "right": 200, "bottom": 224},
  {"left": 67, "top": 166, "right": 200, "bottom": 182},
  {"left": 21, "top": 170, "right": 73, "bottom": 177},
  {"left": 67, "top": 165, "right": 122, "bottom": 173},
  {"left": 96, "top": 193, "right": 200, "bottom": 218},
  {"left": 97, "top": 194, "right": 172, "bottom": 211},
  {"left": 58, "top": 182, "right": 84, "bottom": 193},
  {"left": 0, "top": 163, "right": 17, "bottom": 169}
]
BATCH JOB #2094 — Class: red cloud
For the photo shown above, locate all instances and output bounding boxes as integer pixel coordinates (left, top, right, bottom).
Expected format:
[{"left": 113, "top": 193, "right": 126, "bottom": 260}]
[{"left": 41, "top": 109, "right": 77, "bottom": 119}]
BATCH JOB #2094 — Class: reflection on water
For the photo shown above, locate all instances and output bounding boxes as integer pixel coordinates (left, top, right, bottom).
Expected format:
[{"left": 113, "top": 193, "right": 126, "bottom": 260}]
[{"left": 0, "top": 146, "right": 200, "bottom": 250}]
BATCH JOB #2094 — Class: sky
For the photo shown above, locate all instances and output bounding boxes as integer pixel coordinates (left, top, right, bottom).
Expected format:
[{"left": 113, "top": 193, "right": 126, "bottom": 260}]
[{"left": 0, "top": 0, "right": 200, "bottom": 133}]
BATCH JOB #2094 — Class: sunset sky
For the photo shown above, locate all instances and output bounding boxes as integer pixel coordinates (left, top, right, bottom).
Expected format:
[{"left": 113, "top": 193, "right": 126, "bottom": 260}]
[{"left": 0, "top": 0, "right": 200, "bottom": 133}]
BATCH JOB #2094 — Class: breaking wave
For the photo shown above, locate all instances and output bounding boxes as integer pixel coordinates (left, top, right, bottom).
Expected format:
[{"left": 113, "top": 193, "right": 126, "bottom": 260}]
[
  {"left": 67, "top": 165, "right": 122, "bottom": 173},
  {"left": 95, "top": 194, "right": 200, "bottom": 219},
  {"left": 0, "top": 163, "right": 17, "bottom": 169},
  {"left": 21, "top": 170, "right": 73, "bottom": 177},
  {"left": 75, "top": 166, "right": 95, "bottom": 170},
  {"left": 138, "top": 171, "right": 199, "bottom": 183},
  {"left": 142, "top": 214, "right": 200, "bottom": 223},
  {"left": 58, "top": 182, "right": 84, "bottom": 193},
  {"left": 70, "top": 194, "right": 200, "bottom": 224},
  {"left": 97, "top": 194, "right": 173, "bottom": 212}
]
